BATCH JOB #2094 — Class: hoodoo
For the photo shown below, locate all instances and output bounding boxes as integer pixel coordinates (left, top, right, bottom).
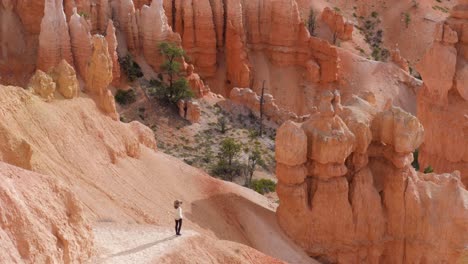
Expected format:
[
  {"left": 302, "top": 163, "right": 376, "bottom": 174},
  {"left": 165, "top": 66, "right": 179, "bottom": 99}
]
[{"left": 0, "top": 1, "right": 466, "bottom": 263}]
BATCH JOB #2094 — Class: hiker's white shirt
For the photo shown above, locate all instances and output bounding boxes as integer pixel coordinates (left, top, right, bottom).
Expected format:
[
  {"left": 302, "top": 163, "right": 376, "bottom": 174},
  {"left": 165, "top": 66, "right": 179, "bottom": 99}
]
[{"left": 174, "top": 207, "right": 183, "bottom": 220}]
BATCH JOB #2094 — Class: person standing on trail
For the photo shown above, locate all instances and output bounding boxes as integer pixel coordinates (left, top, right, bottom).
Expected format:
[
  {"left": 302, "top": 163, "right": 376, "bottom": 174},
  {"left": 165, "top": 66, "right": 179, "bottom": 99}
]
[{"left": 174, "top": 200, "right": 183, "bottom": 236}]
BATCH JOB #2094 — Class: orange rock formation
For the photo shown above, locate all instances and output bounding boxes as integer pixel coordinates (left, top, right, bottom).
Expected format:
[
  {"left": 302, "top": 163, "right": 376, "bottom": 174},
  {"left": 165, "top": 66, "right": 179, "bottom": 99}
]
[
  {"left": 163, "top": 0, "right": 340, "bottom": 94},
  {"left": 177, "top": 99, "right": 201, "bottom": 124},
  {"left": 37, "top": 0, "right": 73, "bottom": 72},
  {"left": 276, "top": 91, "right": 468, "bottom": 263},
  {"left": 68, "top": 7, "right": 92, "bottom": 80},
  {"left": 105, "top": 20, "right": 121, "bottom": 86},
  {"left": 186, "top": 64, "right": 210, "bottom": 98},
  {"left": 28, "top": 69, "right": 56, "bottom": 102},
  {"left": 86, "top": 35, "right": 119, "bottom": 120},
  {"left": 417, "top": 3, "right": 468, "bottom": 185},
  {"left": 224, "top": 87, "right": 310, "bottom": 125},
  {"left": 140, "top": 0, "right": 181, "bottom": 71},
  {"left": 320, "top": 7, "right": 354, "bottom": 41},
  {"left": 49, "top": 59, "right": 80, "bottom": 99}
]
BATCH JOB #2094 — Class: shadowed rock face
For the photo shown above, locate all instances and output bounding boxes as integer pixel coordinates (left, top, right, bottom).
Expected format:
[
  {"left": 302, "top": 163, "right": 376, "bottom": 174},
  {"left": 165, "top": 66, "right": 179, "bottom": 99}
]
[
  {"left": 416, "top": 3, "right": 468, "bottom": 185},
  {"left": 275, "top": 91, "right": 468, "bottom": 263}
]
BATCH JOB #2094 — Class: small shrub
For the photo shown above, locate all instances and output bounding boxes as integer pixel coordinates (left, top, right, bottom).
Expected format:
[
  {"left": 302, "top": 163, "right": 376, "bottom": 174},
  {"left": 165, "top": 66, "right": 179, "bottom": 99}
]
[
  {"left": 411, "top": 149, "right": 420, "bottom": 171},
  {"left": 202, "top": 150, "right": 214, "bottom": 164},
  {"left": 78, "top": 11, "right": 89, "bottom": 19},
  {"left": 250, "top": 179, "right": 276, "bottom": 195},
  {"left": 371, "top": 46, "right": 390, "bottom": 61},
  {"left": 211, "top": 138, "right": 243, "bottom": 181},
  {"left": 432, "top": 5, "right": 449, "bottom": 13},
  {"left": 423, "top": 166, "right": 434, "bottom": 174},
  {"left": 333, "top": 7, "right": 341, "bottom": 12},
  {"left": 183, "top": 159, "right": 194, "bottom": 165},
  {"left": 404, "top": 12, "right": 411, "bottom": 28},
  {"left": 115, "top": 89, "right": 136, "bottom": 105},
  {"left": 157, "top": 141, "right": 166, "bottom": 150},
  {"left": 218, "top": 116, "right": 228, "bottom": 134},
  {"left": 244, "top": 146, "right": 264, "bottom": 187},
  {"left": 119, "top": 116, "right": 128, "bottom": 123},
  {"left": 371, "top": 11, "right": 378, "bottom": 18},
  {"left": 249, "top": 129, "right": 260, "bottom": 139},
  {"left": 307, "top": 9, "right": 317, "bottom": 36},
  {"left": 119, "top": 55, "right": 143, "bottom": 82},
  {"left": 211, "top": 160, "right": 244, "bottom": 181},
  {"left": 409, "top": 67, "right": 422, "bottom": 80}
]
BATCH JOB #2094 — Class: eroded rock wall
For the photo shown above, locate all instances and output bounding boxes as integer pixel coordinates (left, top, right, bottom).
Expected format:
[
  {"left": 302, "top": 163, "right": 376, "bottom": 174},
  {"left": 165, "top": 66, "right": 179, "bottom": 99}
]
[
  {"left": 416, "top": 3, "right": 468, "bottom": 185},
  {"left": 275, "top": 91, "right": 468, "bottom": 263},
  {"left": 225, "top": 87, "right": 309, "bottom": 125},
  {"left": 37, "top": 0, "right": 73, "bottom": 72},
  {"left": 320, "top": 7, "right": 353, "bottom": 41},
  {"left": 164, "top": 0, "right": 339, "bottom": 91}
]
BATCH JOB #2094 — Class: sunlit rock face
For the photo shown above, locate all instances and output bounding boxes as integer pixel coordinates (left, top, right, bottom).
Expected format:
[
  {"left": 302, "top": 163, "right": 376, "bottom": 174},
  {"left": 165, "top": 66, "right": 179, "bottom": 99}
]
[
  {"left": 86, "top": 35, "right": 118, "bottom": 120},
  {"left": 416, "top": 3, "right": 468, "bottom": 185},
  {"left": 276, "top": 91, "right": 468, "bottom": 263},
  {"left": 163, "top": 0, "right": 339, "bottom": 91}
]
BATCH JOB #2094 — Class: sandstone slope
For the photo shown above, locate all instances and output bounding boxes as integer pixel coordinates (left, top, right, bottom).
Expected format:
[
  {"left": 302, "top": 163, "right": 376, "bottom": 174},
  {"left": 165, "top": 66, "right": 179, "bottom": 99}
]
[
  {"left": 0, "top": 86, "right": 313, "bottom": 264},
  {"left": 93, "top": 224, "right": 286, "bottom": 264},
  {"left": 0, "top": 162, "right": 93, "bottom": 263}
]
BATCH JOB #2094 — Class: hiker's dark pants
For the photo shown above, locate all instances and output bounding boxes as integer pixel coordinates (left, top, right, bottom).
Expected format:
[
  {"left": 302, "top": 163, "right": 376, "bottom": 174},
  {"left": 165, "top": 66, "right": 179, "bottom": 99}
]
[{"left": 175, "top": 219, "right": 182, "bottom": 234}]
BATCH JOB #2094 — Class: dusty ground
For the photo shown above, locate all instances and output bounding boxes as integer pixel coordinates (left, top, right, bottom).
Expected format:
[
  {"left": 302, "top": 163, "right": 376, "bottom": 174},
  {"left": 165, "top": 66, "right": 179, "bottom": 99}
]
[
  {"left": 92, "top": 223, "right": 298, "bottom": 264},
  {"left": 117, "top": 83, "right": 278, "bottom": 186},
  {"left": 91, "top": 224, "right": 197, "bottom": 264}
]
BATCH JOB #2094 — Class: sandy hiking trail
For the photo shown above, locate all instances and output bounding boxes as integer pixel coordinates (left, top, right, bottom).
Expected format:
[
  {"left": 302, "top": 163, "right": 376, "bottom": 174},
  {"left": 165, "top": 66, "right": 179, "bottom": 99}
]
[
  {"left": 90, "top": 223, "right": 297, "bottom": 264},
  {"left": 91, "top": 223, "right": 197, "bottom": 264}
]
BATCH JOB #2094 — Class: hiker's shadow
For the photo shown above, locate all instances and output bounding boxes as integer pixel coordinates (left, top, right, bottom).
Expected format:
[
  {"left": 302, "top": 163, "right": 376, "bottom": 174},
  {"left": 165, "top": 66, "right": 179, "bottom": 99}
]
[{"left": 108, "top": 235, "right": 177, "bottom": 258}]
